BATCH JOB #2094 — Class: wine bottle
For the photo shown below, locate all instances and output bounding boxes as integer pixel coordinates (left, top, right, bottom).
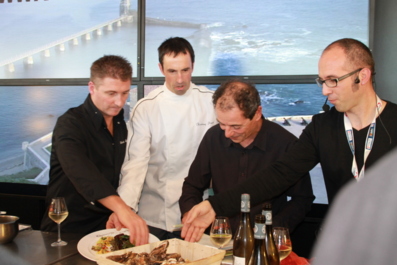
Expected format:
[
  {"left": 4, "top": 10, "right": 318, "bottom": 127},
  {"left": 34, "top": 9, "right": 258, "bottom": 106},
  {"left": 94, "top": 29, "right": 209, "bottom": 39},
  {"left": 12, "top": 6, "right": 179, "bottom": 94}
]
[
  {"left": 262, "top": 203, "right": 280, "bottom": 265},
  {"left": 248, "top": 214, "right": 269, "bottom": 265},
  {"left": 233, "top": 194, "right": 255, "bottom": 265}
]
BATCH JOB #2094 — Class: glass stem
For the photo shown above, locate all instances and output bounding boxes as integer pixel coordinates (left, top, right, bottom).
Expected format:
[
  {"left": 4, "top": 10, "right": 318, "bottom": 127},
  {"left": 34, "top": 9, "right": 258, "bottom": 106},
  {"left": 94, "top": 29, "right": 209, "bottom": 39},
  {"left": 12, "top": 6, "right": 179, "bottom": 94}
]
[{"left": 57, "top": 223, "right": 61, "bottom": 242}]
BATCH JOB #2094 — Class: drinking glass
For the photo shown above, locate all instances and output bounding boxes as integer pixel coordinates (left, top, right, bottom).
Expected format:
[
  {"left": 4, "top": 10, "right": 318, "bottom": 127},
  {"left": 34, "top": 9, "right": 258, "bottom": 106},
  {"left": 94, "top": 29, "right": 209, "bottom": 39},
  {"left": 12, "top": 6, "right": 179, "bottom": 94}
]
[
  {"left": 273, "top": 227, "right": 292, "bottom": 261},
  {"left": 210, "top": 216, "right": 232, "bottom": 248},
  {"left": 48, "top": 197, "right": 69, "bottom": 247}
]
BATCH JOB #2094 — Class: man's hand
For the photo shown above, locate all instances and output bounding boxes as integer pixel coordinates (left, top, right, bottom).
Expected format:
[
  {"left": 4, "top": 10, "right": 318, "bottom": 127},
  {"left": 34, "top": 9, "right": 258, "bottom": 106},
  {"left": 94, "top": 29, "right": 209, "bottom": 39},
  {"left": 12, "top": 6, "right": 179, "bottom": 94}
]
[
  {"left": 106, "top": 213, "right": 123, "bottom": 230},
  {"left": 181, "top": 201, "right": 216, "bottom": 242},
  {"left": 100, "top": 195, "right": 149, "bottom": 246},
  {"left": 112, "top": 208, "right": 149, "bottom": 246}
]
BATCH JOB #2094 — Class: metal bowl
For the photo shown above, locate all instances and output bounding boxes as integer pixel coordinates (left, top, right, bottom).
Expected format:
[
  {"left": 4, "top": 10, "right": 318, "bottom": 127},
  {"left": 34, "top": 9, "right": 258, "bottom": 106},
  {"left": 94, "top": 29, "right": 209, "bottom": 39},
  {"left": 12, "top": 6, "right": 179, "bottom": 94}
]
[{"left": 0, "top": 215, "right": 19, "bottom": 244}]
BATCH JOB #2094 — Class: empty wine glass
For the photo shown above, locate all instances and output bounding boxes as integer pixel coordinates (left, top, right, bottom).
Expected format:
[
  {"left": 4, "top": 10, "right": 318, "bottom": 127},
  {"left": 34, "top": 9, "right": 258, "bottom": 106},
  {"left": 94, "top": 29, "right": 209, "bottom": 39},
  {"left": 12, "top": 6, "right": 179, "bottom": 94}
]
[
  {"left": 273, "top": 227, "right": 292, "bottom": 261},
  {"left": 210, "top": 216, "right": 232, "bottom": 248},
  {"left": 48, "top": 197, "right": 69, "bottom": 247}
]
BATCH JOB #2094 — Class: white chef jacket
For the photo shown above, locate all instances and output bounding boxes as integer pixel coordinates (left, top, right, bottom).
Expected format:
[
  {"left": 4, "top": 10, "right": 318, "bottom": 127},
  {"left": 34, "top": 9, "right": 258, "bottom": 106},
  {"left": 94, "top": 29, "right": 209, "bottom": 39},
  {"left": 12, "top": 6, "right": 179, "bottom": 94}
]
[{"left": 118, "top": 82, "right": 217, "bottom": 231}]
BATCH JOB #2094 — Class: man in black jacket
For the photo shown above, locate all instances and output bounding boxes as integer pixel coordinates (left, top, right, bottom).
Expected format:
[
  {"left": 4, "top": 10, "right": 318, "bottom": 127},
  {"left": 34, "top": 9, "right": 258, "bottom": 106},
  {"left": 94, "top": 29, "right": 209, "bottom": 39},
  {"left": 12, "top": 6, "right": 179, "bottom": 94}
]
[{"left": 41, "top": 55, "right": 148, "bottom": 245}]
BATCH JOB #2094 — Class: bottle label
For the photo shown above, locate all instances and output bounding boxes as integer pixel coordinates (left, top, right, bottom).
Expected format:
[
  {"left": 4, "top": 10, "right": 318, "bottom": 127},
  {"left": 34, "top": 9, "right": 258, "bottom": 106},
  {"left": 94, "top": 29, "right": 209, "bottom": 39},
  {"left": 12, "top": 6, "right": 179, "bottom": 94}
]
[
  {"left": 263, "top": 210, "right": 272, "bottom": 225},
  {"left": 253, "top": 223, "right": 266, "bottom": 239},
  {"left": 233, "top": 256, "right": 246, "bottom": 265},
  {"left": 241, "top": 199, "right": 250, "bottom": 213}
]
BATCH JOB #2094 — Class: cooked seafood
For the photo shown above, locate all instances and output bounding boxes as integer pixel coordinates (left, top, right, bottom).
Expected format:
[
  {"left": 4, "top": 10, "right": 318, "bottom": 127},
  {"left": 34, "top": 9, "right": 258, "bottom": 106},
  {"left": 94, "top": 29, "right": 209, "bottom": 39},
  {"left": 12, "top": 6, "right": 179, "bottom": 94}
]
[{"left": 106, "top": 241, "right": 188, "bottom": 265}]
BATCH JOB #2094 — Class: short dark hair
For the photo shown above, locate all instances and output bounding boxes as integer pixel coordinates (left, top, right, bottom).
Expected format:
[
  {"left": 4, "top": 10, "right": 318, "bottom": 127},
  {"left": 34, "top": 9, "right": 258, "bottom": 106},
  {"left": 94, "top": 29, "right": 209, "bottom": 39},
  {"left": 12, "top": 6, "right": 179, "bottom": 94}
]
[
  {"left": 90, "top": 55, "right": 132, "bottom": 84},
  {"left": 323, "top": 38, "right": 375, "bottom": 73},
  {"left": 213, "top": 79, "right": 261, "bottom": 120},
  {"left": 158, "top": 37, "right": 195, "bottom": 67}
]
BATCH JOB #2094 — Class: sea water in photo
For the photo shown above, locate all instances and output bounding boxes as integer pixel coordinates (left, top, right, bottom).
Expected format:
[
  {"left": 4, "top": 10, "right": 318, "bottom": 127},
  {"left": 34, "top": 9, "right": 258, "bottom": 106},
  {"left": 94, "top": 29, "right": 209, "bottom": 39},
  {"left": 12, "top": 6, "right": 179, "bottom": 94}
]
[
  {"left": 0, "top": 0, "right": 368, "bottom": 202},
  {"left": 0, "top": 0, "right": 368, "bottom": 78}
]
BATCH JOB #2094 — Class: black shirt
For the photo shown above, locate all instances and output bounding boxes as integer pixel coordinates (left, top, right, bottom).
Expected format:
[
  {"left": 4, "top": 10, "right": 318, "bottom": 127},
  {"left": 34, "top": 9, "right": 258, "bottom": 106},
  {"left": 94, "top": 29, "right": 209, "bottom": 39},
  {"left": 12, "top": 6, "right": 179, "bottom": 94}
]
[
  {"left": 354, "top": 126, "right": 369, "bottom": 172},
  {"left": 41, "top": 95, "right": 127, "bottom": 234},
  {"left": 180, "top": 117, "right": 315, "bottom": 234},
  {"left": 209, "top": 101, "right": 397, "bottom": 217}
]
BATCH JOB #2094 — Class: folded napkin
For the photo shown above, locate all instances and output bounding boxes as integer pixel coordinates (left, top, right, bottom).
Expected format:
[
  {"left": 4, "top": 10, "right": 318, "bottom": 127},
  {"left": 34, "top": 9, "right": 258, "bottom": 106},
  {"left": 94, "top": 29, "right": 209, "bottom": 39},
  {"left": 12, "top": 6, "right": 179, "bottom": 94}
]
[{"left": 281, "top": 251, "right": 310, "bottom": 265}]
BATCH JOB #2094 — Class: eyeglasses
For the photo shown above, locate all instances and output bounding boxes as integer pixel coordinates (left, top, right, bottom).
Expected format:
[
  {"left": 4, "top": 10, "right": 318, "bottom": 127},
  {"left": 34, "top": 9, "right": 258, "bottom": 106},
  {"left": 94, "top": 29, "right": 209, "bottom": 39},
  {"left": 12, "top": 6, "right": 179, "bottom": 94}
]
[{"left": 315, "top": 68, "right": 362, "bottom": 88}]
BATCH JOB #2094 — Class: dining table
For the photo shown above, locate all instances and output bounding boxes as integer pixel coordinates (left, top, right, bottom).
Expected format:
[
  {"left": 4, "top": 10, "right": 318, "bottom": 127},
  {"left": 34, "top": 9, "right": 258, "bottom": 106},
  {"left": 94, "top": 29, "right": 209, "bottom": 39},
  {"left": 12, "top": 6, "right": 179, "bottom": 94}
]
[
  {"left": 0, "top": 229, "right": 309, "bottom": 265},
  {"left": 0, "top": 228, "right": 94, "bottom": 265}
]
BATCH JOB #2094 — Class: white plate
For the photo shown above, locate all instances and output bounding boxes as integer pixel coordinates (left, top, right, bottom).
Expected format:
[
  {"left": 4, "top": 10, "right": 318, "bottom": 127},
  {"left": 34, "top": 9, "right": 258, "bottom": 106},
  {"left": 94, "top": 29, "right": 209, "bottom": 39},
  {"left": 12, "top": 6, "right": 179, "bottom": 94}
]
[{"left": 77, "top": 228, "right": 160, "bottom": 261}]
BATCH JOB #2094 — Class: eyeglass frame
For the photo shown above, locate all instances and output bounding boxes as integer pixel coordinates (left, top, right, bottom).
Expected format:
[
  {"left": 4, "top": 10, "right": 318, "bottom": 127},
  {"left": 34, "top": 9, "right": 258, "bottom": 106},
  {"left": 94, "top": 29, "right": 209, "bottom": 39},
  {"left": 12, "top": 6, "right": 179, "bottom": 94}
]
[{"left": 315, "top": 68, "right": 363, "bottom": 88}]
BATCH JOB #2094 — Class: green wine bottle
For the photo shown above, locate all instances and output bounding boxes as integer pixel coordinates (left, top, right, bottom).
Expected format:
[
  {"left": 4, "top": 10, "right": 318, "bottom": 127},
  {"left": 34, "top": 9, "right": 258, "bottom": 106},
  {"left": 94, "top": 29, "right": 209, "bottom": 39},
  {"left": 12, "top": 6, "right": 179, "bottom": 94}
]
[
  {"left": 248, "top": 214, "right": 269, "bottom": 265},
  {"left": 233, "top": 194, "right": 255, "bottom": 265},
  {"left": 262, "top": 203, "right": 280, "bottom": 265}
]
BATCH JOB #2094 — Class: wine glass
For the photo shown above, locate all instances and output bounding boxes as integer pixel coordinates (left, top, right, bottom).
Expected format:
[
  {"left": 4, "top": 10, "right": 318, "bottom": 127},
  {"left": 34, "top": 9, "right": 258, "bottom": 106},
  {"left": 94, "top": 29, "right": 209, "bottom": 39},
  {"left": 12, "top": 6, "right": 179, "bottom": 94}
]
[
  {"left": 273, "top": 227, "right": 292, "bottom": 261},
  {"left": 48, "top": 197, "right": 69, "bottom": 247},
  {"left": 210, "top": 216, "right": 232, "bottom": 248}
]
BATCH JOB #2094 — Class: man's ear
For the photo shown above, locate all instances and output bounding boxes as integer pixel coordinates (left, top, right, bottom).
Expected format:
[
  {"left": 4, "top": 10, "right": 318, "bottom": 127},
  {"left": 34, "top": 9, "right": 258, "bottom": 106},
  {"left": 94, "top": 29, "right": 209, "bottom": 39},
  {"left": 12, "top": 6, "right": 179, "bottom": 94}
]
[
  {"left": 255, "top": 106, "right": 263, "bottom": 121},
  {"left": 158, "top": 63, "right": 164, "bottom": 75},
  {"left": 88, "top": 81, "right": 95, "bottom": 95},
  {"left": 360, "top": 68, "right": 372, "bottom": 85}
]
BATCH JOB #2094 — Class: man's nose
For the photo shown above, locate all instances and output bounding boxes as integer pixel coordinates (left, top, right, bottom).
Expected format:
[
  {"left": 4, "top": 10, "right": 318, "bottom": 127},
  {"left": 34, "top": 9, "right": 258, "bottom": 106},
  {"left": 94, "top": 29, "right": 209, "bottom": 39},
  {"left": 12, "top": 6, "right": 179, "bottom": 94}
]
[
  {"left": 224, "top": 126, "right": 234, "bottom": 138},
  {"left": 322, "top": 83, "right": 331, "bottom": 96},
  {"left": 115, "top": 94, "right": 124, "bottom": 106},
  {"left": 177, "top": 72, "right": 183, "bottom": 83}
]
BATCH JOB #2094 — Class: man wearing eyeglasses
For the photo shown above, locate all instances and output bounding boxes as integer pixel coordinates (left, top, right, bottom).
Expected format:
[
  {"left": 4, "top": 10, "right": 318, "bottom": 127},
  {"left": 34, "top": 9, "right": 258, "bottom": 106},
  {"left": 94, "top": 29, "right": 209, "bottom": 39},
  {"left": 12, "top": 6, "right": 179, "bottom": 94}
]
[{"left": 181, "top": 38, "right": 397, "bottom": 243}]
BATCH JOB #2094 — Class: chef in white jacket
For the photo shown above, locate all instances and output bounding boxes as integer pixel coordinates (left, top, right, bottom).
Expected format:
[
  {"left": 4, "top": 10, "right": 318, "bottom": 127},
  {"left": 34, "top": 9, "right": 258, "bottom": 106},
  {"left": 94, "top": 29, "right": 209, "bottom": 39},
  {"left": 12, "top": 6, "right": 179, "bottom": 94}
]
[{"left": 107, "top": 37, "right": 217, "bottom": 242}]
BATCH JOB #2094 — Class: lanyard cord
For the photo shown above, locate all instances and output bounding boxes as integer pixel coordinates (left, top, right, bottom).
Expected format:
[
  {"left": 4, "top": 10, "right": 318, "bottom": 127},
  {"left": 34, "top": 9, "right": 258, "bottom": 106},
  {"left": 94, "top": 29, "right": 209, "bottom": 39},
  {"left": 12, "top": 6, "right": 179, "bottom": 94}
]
[{"left": 344, "top": 95, "right": 382, "bottom": 181}]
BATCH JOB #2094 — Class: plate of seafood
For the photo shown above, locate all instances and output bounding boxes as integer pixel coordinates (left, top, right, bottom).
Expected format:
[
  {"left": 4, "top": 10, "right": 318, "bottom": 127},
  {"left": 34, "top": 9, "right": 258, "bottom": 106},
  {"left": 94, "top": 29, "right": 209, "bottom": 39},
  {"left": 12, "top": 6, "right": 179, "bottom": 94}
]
[
  {"left": 77, "top": 228, "right": 159, "bottom": 261},
  {"left": 96, "top": 238, "right": 226, "bottom": 265}
]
